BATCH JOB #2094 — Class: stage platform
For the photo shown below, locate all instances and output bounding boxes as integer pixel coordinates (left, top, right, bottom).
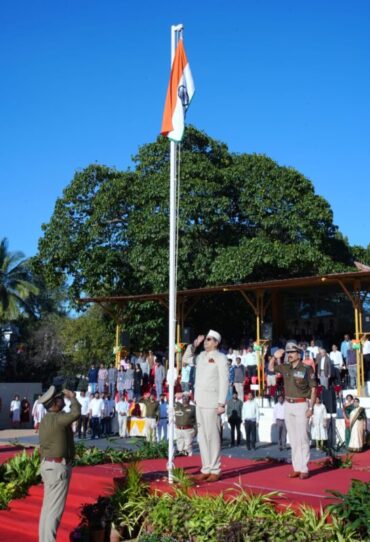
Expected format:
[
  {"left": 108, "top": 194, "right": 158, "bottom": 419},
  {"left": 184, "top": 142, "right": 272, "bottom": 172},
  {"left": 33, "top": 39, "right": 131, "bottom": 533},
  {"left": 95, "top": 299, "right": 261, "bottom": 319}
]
[{"left": 0, "top": 445, "right": 369, "bottom": 542}]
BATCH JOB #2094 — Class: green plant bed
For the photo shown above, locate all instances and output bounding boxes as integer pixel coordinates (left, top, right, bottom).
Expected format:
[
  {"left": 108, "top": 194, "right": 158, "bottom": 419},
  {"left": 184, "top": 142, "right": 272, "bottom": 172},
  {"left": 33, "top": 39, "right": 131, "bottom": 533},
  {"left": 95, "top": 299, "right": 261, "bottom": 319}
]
[
  {"left": 0, "top": 440, "right": 168, "bottom": 510},
  {"left": 73, "top": 440, "right": 168, "bottom": 466},
  {"left": 79, "top": 465, "right": 366, "bottom": 542},
  {"left": 0, "top": 448, "right": 41, "bottom": 509},
  {"left": 327, "top": 479, "right": 370, "bottom": 540}
]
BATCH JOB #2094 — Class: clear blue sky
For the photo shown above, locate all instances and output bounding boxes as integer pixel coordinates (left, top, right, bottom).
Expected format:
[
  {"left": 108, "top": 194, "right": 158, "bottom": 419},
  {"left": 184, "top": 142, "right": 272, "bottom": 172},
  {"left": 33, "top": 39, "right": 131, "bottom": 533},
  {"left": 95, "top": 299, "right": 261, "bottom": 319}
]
[{"left": 1, "top": 0, "right": 369, "bottom": 258}]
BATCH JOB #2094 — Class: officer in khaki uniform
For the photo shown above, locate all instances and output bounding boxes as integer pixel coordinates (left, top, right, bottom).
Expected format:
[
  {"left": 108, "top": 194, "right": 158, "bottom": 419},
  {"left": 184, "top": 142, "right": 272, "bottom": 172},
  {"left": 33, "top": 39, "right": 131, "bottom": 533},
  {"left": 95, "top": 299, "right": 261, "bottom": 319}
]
[
  {"left": 183, "top": 329, "right": 229, "bottom": 482},
  {"left": 269, "top": 342, "right": 317, "bottom": 479},
  {"left": 141, "top": 393, "right": 159, "bottom": 442},
  {"left": 38, "top": 386, "right": 81, "bottom": 542},
  {"left": 175, "top": 393, "right": 196, "bottom": 456}
]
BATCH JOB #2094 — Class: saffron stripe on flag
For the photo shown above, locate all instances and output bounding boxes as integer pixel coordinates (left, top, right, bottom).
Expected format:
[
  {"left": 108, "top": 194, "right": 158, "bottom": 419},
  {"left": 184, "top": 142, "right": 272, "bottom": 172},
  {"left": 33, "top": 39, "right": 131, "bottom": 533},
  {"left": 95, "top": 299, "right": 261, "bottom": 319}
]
[{"left": 161, "top": 39, "right": 195, "bottom": 142}]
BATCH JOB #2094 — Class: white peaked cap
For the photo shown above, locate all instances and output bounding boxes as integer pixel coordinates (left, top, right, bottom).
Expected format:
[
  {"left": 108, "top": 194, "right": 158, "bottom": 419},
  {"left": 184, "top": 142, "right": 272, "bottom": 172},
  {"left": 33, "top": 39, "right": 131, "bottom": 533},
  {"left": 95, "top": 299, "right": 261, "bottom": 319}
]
[{"left": 206, "top": 329, "right": 222, "bottom": 343}]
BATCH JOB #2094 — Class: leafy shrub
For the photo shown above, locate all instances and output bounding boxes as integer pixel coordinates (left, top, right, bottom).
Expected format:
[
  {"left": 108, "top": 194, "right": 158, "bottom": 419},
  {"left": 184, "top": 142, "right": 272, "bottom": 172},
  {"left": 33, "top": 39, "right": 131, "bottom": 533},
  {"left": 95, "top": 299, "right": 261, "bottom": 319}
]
[
  {"left": 139, "top": 536, "right": 177, "bottom": 542},
  {"left": 0, "top": 448, "right": 41, "bottom": 509},
  {"left": 73, "top": 440, "right": 168, "bottom": 466},
  {"left": 110, "top": 463, "right": 150, "bottom": 539},
  {"left": 327, "top": 479, "right": 370, "bottom": 540}
]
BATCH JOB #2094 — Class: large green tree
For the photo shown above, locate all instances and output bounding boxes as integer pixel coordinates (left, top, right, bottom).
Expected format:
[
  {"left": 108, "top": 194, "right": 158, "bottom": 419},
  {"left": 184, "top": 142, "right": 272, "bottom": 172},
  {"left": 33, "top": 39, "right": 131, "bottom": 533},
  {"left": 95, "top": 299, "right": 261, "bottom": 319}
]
[
  {"left": 36, "top": 127, "right": 356, "bottom": 346},
  {"left": 0, "top": 238, "right": 39, "bottom": 321}
]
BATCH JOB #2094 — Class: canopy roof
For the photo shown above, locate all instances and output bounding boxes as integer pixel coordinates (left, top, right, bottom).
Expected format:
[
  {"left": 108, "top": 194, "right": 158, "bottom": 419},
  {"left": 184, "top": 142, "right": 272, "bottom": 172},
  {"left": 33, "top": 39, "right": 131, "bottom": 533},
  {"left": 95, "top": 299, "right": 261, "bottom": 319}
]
[{"left": 79, "top": 270, "right": 370, "bottom": 306}]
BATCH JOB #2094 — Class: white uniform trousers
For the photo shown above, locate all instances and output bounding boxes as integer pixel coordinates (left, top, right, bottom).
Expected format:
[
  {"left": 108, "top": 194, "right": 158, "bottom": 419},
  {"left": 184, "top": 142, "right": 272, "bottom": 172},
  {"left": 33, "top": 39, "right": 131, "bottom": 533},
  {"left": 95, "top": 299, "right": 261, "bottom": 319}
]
[
  {"left": 176, "top": 427, "right": 195, "bottom": 455},
  {"left": 196, "top": 406, "right": 221, "bottom": 474},
  {"left": 284, "top": 401, "right": 310, "bottom": 474},
  {"left": 118, "top": 414, "right": 128, "bottom": 437}
]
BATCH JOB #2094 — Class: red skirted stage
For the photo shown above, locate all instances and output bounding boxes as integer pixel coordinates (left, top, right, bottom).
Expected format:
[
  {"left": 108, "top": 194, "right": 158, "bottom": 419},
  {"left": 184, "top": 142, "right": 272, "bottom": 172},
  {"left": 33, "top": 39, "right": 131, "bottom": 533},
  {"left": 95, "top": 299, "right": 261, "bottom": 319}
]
[{"left": 0, "top": 446, "right": 369, "bottom": 542}]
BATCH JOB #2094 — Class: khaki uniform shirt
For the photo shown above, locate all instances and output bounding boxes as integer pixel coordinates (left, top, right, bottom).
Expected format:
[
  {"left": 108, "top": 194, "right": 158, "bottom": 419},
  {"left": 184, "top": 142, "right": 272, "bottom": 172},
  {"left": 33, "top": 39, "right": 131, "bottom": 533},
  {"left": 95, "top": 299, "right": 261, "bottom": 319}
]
[
  {"left": 183, "top": 345, "right": 229, "bottom": 408},
  {"left": 39, "top": 397, "right": 81, "bottom": 462},
  {"left": 274, "top": 361, "right": 317, "bottom": 399},
  {"left": 142, "top": 399, "right": 159, "bottom": 419},
  {"left": 174, "top": 402, "right": 196, "bottom": 427}
]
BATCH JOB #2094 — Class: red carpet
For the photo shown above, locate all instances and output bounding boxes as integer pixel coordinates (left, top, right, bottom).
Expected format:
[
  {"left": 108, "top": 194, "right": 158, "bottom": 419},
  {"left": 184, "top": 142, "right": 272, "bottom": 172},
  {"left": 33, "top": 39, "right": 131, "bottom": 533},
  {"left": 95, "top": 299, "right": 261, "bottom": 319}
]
[
  {"left": 142, "top": 453, "right": 370, "bottom": 511},
  {"left": 0, "top": 444, "right": 34, "bottom": 464},
  {"left": 0, "top": 461, "right": 121, "bottom": 542},
  {"left": 0, "top": 447, "right": 369, "bottom": 541}
]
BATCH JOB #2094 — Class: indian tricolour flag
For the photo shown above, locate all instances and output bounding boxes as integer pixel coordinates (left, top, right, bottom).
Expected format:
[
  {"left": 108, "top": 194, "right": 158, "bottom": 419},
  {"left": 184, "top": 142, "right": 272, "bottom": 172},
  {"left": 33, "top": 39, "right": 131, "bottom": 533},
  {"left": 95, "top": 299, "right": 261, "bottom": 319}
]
[{"left": 161, "top": 39, "right": 195, "bottom": 142}]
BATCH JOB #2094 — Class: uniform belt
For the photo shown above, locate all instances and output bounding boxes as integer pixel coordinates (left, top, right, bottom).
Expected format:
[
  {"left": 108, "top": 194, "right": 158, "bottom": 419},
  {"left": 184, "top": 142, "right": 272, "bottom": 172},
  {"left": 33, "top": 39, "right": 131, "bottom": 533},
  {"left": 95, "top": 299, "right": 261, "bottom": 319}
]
[
  {"left": 44, "top": 457, "right": 65, "bottom": 463},
  {"left": 286, "top": 397, "right": 307, "bottom": 403},
  {"left": 177, "top": 425, "right": 193, "bottom": 430}
]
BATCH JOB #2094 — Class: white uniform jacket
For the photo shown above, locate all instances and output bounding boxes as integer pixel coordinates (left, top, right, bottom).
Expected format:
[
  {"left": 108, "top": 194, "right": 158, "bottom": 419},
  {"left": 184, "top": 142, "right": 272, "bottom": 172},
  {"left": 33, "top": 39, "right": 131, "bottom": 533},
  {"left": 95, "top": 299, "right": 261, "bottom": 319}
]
[{"left": 183, "top": 345, "right": 229, "bottom": 409}]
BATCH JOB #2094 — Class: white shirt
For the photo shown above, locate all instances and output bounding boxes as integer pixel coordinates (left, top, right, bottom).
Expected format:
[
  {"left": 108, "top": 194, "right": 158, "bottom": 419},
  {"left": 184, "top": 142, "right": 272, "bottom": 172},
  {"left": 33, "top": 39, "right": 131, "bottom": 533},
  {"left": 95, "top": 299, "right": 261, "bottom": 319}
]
[
  {"left": 116, "top": 400, "right": 129, "bottom": 415},
  {"left": 166, "top": 367, "right": 178, "bottom": 386},
  {"left": 89, "top": 397, "right": 104, "bottom": 417},
  {"left": 307, "top": 346, "right": 319, "bottom": 359},
  {"left": 227, "top": 352, "right": 237, "bottom": 365},
  {"left": 181, "top": 364, "right": 191, "bottom": 383},
  {"left": 329, "top": 350, "right": 343, "bottom": 368},
  {"left": 242, "top": 400, "right": 260, "bottom": 421},
  {"left": 363, "top": 340, "right": 370, "bottom": 355},
  {"left": 34, "top": 402, "right": 46, "bottom": 423},
  {"left": 10, "top": 400, "right": 21, "bottom": 412},
  {"left": 77, "top": 395, "right": 90, "bottom": 416},
  {"left": 63, "top": 398, "right": 71, "bottom": 413},
  {"left": 241, "top": 352, "right": 257, "bottom": 367},
  {"left": 273, "top": 401, "right": 285, "bottom": 421}
]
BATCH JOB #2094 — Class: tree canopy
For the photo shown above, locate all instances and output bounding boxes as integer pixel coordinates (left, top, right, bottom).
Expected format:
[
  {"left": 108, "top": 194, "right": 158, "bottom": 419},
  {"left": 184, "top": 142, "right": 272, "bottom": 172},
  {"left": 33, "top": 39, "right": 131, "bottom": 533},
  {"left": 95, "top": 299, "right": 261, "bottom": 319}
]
[{"left": 36, "top": 126, "right": 358, "bottom": 346}]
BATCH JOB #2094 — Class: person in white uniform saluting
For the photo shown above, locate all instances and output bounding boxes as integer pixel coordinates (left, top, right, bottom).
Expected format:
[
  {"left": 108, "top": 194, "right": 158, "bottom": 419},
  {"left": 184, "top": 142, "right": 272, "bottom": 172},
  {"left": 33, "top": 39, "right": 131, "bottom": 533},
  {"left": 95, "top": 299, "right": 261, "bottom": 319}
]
[{"left": 182, "top": 329, "right": 229, "bottom": 482}]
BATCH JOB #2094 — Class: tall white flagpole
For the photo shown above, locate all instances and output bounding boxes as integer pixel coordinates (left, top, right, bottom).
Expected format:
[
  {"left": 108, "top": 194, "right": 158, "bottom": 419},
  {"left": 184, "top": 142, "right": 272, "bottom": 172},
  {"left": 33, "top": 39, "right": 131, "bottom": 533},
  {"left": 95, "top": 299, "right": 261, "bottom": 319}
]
[{"left": 167, "top": 23, "right": 183, "bottom": 483}]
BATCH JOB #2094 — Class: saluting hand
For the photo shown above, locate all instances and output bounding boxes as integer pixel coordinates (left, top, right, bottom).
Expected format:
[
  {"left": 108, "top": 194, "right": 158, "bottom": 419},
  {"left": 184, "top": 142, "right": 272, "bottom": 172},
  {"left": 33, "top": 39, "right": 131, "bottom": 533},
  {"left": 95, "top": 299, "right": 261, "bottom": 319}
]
[
  {"left": 274, "top": 349, "right": 285, "bottom": 359},
  {"left": 62, "top": 389, "right": 76, "bottom": 400},
  {"left": 193, "top": 335, "right": 205, "bottom": 349}
]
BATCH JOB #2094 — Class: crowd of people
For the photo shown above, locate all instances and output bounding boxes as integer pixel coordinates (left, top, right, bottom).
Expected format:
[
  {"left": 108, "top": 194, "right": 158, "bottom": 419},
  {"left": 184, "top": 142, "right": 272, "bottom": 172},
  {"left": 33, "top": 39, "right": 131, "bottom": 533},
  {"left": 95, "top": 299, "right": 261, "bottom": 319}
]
[
  {"left": 9, "top": 332, "right": 368, "bottom": 457},
  {"left": 12, "top": 330, "right": 368, "bottom": 542}
]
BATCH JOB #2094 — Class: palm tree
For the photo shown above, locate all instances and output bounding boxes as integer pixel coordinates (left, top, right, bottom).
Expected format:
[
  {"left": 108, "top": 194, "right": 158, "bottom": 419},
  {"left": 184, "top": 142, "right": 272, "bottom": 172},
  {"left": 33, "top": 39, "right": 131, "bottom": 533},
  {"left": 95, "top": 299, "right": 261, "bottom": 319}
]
[{"left": 0, "top": 238, "right": 39, "bottom": 321}]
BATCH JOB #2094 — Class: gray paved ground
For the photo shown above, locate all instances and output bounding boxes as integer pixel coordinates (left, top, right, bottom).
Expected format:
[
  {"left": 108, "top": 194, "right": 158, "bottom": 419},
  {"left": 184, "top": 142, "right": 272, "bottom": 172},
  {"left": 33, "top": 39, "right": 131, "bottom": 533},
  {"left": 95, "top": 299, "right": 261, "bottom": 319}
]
[{"left": 0, "top": 428, "right": 332, "bottom": 462}]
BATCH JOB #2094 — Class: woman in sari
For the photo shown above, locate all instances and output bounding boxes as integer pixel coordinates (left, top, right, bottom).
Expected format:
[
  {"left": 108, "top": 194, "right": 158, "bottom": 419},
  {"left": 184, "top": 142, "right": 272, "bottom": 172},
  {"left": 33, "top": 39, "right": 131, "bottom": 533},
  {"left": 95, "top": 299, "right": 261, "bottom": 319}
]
[
  {"left": 347, "top": 398, "right": 367, "bottom": 452},
  {"left": 343, "top": 394, "right": 355, "bottom": 447}
]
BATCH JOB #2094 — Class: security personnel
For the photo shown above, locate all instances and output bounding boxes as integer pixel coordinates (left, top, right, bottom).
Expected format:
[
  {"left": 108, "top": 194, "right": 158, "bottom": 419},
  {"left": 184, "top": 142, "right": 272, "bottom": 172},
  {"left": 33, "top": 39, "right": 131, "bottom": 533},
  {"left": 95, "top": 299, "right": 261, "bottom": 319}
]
[
  {"left": 141, "top": 393, "right": 159, "bottom": 442},
  {"left": 269, "top": 342, "right": 317, "bottom": 479},
  {"left": 175, "top": 394, "right": 196, "bottom": 456},
  {"left": 183, "top": 329, "right": 229, "bottom": 482},
  {"left": 38, "top": 386, "right": 81, "bottom": 542}
]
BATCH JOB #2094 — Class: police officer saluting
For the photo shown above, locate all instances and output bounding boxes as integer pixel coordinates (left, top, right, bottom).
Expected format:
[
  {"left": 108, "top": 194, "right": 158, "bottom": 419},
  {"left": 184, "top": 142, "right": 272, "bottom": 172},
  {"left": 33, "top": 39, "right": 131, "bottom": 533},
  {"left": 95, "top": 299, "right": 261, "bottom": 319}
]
[
  {"left": 38, "top": 386, "right": 81, "bottom": 542},
  {"left": 269, "top": 342, "right": 317, "bottom": 479}
]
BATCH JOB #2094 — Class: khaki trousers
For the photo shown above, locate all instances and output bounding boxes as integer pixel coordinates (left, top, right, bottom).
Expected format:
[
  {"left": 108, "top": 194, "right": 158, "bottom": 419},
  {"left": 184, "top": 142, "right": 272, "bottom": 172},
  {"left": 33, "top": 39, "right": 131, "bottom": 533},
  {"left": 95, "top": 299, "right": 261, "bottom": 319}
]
[
  {"left": 176, "top": 427, "right": 195, "bottom": 455},
  {"left": 39, "top": 459, "right": 72, "bottom": 542},
  {"left": 145, "top": 417, "right": 157, "bottom": 441},
  {"left": 234, "top": 382, "right": 244, "bottom": 401},
  {"left": 285, "top": 402, "right": 310, "bottom": 473},
  {"left": 196, "top": 407, "right": 221, "bottom": 474}
]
